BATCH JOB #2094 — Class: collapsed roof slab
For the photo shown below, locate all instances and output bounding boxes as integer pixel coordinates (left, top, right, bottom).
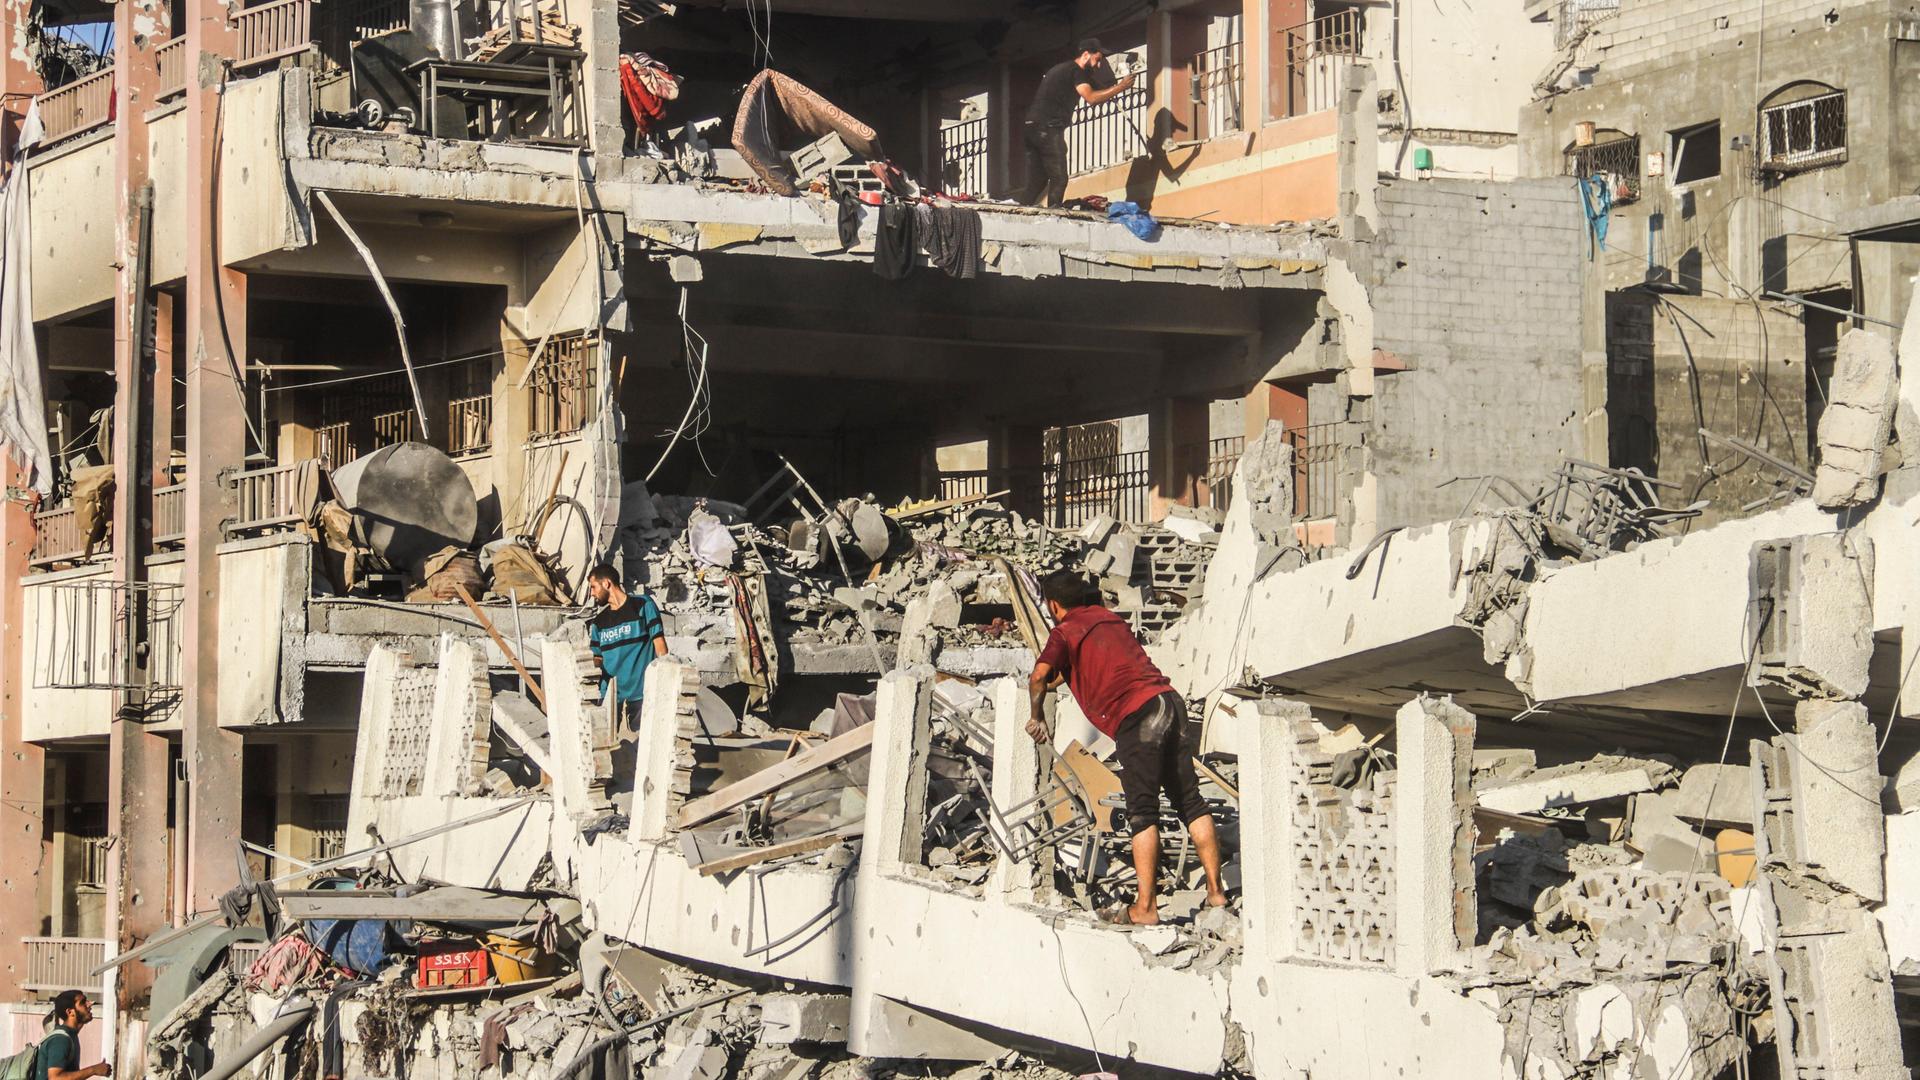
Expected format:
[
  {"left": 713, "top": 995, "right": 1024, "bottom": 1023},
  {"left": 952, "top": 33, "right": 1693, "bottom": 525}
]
[
  {"left": 620, "top": 184, "right": 1327, "bottom": 290},
  {"left": 1518, "top": 494, "right": 1920, "bottom": 720}
]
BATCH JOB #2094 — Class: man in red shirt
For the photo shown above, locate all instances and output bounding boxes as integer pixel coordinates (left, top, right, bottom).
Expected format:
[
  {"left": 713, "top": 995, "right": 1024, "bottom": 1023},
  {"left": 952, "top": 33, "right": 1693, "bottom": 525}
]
[{"left": 1028, "top": 570, "right": 1227, "bottom": 925}]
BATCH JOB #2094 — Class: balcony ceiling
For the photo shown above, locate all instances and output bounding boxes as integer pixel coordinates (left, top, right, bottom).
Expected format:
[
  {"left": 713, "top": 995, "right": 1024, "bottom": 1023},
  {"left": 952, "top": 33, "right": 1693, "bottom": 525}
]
[{"left": 669, "top": 0, "right": 1029, "bottom": 22}]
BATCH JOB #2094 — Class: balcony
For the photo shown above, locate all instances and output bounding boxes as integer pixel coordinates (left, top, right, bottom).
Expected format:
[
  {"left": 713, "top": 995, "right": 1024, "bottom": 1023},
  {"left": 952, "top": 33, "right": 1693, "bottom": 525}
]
[
  {"left": 1066, "top": 83, "right": 1150, "bottom": 177},
  {"left": 1275, "top": 8, "right": 1363, "bottom": 121},
  {"left": 33, "top": 67, "right": 114, "bottom": 149},
  {"left": 22, "top": 937, "right": 107, "bottom": 994},
  {"left": 1191, "top": 40, "right": 1243, "bottom": 141}
]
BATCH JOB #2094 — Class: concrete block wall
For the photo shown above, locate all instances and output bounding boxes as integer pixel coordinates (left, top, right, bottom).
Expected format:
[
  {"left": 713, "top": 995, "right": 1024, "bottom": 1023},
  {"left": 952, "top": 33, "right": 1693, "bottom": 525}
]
[
  {"left": 1364, "top": 176, "right": 1590, "bottom": 530},
  {"left": 1584, "top": 0, "right": 1870, "bottom": 78}
]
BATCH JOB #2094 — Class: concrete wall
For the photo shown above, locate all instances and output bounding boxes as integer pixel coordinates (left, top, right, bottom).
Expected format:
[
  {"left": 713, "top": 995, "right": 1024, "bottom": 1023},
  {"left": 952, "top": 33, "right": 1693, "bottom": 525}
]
[
  {"left": 148, "top": 106, "right": 187, "bottom": 286},
  {"left": 1606, "top": 292, "right": 1807, "bottom": 523},
  {"left": 1521, "top": 0, "right": 1907, "bottom": 300},
  {"left": 1069, "top": 108, "right": 1341, "bottom": 223},
  {"left": 1365, "top": 177, "right": 1591, "bottom": 531},
  {"left": 19, "top": 565, "right": 115, "bottom": 742}
]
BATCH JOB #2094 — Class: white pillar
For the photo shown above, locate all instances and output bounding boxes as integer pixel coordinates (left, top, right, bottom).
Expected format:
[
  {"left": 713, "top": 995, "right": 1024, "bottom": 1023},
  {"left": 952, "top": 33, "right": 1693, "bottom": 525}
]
[
  {"left": 1392, "top": 693, "right": 1476, "bottom": 977},
  {"left": 631, "top": 656, "right": 690, "bottom": 841},
  {"left": 1240, "top": 698, "right": 1312, "bottom": 963},
  {"left": 988, "top": 678, "right": 1042, "bottom": 904}
]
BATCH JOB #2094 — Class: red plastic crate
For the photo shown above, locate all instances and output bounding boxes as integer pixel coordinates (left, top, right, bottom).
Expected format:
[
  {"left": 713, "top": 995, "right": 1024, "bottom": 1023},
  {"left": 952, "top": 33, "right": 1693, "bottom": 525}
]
[{"left": 416, "top": 944, "right": 488, "bottom": 989}]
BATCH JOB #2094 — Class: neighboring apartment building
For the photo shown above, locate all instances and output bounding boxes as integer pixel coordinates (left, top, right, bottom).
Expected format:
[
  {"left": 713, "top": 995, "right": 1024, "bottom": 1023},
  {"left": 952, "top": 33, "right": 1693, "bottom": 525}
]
[
  {"left": 1520, "top": 0, "right": 1920, "bottom": 520},
  {"left": 0, "top": 0, "right": 1594, "bottom": 1049}
]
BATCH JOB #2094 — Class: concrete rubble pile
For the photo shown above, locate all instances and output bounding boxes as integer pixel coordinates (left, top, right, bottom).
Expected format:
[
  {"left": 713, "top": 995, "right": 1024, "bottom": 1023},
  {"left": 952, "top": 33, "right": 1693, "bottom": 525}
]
[{"left": 134, "top": 872, "right": 1080, "bottom": 1080}]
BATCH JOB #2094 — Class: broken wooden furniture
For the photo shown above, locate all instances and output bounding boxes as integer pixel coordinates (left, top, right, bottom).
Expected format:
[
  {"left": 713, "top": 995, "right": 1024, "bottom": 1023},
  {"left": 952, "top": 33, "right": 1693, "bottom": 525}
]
[{"left": 410, "top": 44, "right": 585, "bottom": 146}]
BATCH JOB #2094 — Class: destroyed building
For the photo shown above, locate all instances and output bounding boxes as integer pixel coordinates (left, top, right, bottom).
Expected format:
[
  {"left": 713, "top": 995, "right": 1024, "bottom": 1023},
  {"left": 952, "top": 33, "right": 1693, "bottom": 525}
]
[{"left": 0, "top": 0, "right": 1914, "bottom": 1077}]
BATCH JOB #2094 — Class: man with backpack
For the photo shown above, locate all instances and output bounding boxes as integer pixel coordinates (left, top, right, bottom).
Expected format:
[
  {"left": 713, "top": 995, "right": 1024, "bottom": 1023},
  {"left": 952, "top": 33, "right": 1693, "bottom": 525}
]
[{"left": 32, "top": 990, "right": 110, "bottom": 1080}]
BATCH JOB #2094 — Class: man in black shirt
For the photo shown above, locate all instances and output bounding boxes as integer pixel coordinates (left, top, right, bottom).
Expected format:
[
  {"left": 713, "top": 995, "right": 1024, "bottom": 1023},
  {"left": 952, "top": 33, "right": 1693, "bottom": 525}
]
[{"left": 1020, "top": 38, "right": 1136, "bottom": 208}]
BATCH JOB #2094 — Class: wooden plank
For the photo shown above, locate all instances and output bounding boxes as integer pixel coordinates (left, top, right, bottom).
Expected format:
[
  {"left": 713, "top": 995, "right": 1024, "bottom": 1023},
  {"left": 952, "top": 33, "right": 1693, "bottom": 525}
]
[
  {"left": 453, "top": 583, "right": 547, "bottom": 711},
  {"left": 694, "top": 826, "right": 864, "bottom": 877},
  {"left": 676, "top": 723, "right": 877, "bottom": 829},
  {"left": 1051, "top": 739, "right": 1122, "bottom": 833},
  {"left": 1193, "top": 758, "right": 1239, "bottom": 804},
  {"left": 889, "top": 489, "right": 1012, "bottom": 521}
]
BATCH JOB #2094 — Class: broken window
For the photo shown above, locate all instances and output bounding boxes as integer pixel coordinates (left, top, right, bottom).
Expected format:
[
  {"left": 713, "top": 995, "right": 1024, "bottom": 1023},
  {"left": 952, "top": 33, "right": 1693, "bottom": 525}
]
[
  {"left": 1668, "top": 120, "right": 1720, "bottom": 185},
  {"left": 1563, "top": 131, "right": 1639, "bottom": 203},
  {"left": 1761, "top": 88, "right": 1846, "bottom": 173}
]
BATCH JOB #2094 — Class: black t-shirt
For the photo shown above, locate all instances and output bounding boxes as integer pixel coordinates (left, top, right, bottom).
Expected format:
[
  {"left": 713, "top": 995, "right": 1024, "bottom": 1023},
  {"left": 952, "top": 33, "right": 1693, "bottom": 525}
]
[{"left": 1026, "top": 59, "right": 1095, "bottom": 127}]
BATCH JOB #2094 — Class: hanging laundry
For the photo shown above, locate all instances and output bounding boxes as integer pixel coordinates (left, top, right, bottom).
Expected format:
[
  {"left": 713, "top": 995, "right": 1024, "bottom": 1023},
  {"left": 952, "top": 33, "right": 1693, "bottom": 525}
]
[
  {"left": 873, "top": 203, "right": 919, "bottom": 279},
  {"left": 832, "top": 180, "right": 863, "bottom": 248},
  {"left": 915, "top": 204, "right": 982, "bottom": 280}
]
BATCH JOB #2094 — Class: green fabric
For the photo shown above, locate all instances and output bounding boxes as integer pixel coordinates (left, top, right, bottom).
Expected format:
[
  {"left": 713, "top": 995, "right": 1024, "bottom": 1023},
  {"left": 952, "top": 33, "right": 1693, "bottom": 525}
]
[{"left": 29, "top": 1027, "right": 77, "bottom": 1080}]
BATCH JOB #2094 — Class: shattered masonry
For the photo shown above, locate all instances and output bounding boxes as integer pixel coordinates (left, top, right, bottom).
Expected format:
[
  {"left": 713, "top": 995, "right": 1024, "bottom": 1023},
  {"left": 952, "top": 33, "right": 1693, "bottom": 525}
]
[{"left": 4, "top": 0, "right": 1920, "bottom": 1078}]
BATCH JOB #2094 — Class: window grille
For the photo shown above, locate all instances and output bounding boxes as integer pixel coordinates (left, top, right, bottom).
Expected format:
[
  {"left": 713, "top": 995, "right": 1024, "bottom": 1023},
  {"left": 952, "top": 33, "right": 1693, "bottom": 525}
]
[{"left": 1761, "top": 91, "right": 1846, "bottom": 173}]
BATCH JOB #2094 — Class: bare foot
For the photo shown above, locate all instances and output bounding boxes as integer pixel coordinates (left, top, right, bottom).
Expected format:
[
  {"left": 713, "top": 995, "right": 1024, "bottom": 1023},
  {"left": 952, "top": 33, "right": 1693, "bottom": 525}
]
[{"left": 1205, "top": 892, "right": 1230, "bottom": 909}]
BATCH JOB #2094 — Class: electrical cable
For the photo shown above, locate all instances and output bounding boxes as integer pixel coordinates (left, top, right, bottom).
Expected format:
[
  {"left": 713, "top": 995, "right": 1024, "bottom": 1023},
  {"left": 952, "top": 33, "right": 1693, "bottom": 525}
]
[{"left": 1046, "top": 911, "right": 1107, "bottom": 1075}]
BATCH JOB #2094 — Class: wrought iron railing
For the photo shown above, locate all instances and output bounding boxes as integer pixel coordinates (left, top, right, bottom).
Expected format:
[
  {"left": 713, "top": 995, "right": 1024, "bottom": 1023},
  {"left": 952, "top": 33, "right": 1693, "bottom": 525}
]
[
  {"left": 529, "top": 334, "right": 598, "bottom": 437},
  {"left": 1555, "top": 0, "right": 1621, "bottom": 48},
  {"left": 1564, "top": 134, "right": 1640, "bottom": 202},
  {"left": 1283, "top": 422, "right": 1343, "bottom": 521},
  {"left": 32, "top": 578, "right": 184, "bottom": 692},
  {"left": 23, "top": 938, "right": 108, "bottom": 993},
  {"left": 935, "top": 449, "right": 1152, "bottom": 528},
  {"left": 79, "top": 836, "right": 110, "bottom": 888},
  {"left": 234, "top": 0, "right": 315, "bottom": 69},
  {"left": 939, "top": 115, "right": 989, "bottom": 196},
  {"left": 155, "top": 37, "right": 187, "bottom": 100},
  {"left": 1201, "top": 435, "right": 1244, "bottom": 511},
  {"left": 1192, "top": 40, "right": 1243, "bottom": 140},
  {"left": 1275, "top": 8, "right": 1363, "bottom": 120},
  {"left": 34, "top": 67, "right": 115, "bottom": 147},
  {"left": 1066, "top": 83, "right": 1149, "bottom": 176}
]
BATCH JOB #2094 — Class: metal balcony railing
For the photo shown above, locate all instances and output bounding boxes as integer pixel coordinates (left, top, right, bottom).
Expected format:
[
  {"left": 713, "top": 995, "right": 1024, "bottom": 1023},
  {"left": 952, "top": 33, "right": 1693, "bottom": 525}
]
[
  {"left": 33, "top": 67, "right": 114, "bottom": 147},
  {"left": 23, "top": 938, "right": 108, "bottom": 994},
  {"left": 1066, "top": 83, "right": 1149, "bottom": 176},
  {"left": 1191, "top": 40, "right": 1243, "bottom": 140},
  {"left": 155, "top": 36, "right": 187, "bottom": 100},
  {"left": 1275, "top": 8, "right": 1363, "bottom": 120},
  {"left": 234, "top": 0, "right": 315, "bottom": 69},
  {"left": 939, "top": 115, "right": 989, "bottom": 196}
]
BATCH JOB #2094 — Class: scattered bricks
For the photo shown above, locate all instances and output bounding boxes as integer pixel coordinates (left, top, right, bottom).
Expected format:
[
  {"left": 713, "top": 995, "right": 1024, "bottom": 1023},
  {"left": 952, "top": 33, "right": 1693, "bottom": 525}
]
[
  {"left": 1077, "top": 513, "right": 1120, "bottom": 546},
  {"left": 1102, "top": 529, "right": 1139, "bottom": 575},
  {"left": 1082, "top": 549, "right": 1117, "bottom": 576}
]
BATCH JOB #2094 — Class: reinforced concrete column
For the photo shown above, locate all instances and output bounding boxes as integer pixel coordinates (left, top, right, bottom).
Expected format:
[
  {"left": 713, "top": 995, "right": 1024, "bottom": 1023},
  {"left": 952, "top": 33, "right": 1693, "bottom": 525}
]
[
  {"left": 632, "top": 656, "right": 689, "bottom": 841},
  {"left": 866, "top": 668, "right": 931, "bottom": 878},
  {"left": 0, "top": 456, "right": 41, "bottom": 998},
  {"left": 1749, "top": 700, "right": 1902, "bottom": 1078},
  {"left": 987, "top": 679, "right": 1040, "bottom": 903},
  {"left": 105, "top": 0, "right": 173, "bottom": 1028},
  {"left": 988, "top": 423, "right": 1043, "bottom": 521},
  {"left": 0, "top": 0, "right": 40, "bottom": 160},
  {"left": 0, "top": 0, "right": 45, "bottom": 996},
  {"left": 1238, "top": 699, "right": 1311, "bottom": 964},
  {"left": 1391, "top": 694, "right": 1476, "bottom": 977},
  {"left": 181, "top": 0, "right": 246, "bottom": 912},
  {"left": 1148, "top": 396, "right": 1209, "bottom": 521}
]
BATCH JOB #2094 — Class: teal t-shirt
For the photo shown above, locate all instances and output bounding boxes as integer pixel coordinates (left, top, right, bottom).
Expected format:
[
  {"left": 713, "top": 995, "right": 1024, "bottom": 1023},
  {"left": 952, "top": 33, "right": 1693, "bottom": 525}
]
[
  {"left": 31, "top": 1026, "right": 78, "bottom": 1080},
  {"left": 589, "top": 593, "right": 665, "bottom": 703}
]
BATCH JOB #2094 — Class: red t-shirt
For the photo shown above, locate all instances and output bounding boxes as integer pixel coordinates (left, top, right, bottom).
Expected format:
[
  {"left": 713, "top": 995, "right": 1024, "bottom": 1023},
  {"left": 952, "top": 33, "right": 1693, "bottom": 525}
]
[{"left": 1036, "top": 605, "right": 1173, "bottom": 737}]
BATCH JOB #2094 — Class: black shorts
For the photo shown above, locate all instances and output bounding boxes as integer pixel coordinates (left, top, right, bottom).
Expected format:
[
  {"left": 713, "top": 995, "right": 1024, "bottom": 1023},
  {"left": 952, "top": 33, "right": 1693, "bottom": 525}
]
[{"left": 1111, "top": 691, "right": 1209, "bottom": 834}]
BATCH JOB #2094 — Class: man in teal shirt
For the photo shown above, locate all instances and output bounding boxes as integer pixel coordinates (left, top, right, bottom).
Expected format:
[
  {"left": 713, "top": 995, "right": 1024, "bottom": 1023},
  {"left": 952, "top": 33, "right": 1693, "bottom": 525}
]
[
  {"left": 34, "top": 991, "right": 110, "bottom": 1080},
  {"left": 586, "top": 564, "right": 668, "bottom": 721}
]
